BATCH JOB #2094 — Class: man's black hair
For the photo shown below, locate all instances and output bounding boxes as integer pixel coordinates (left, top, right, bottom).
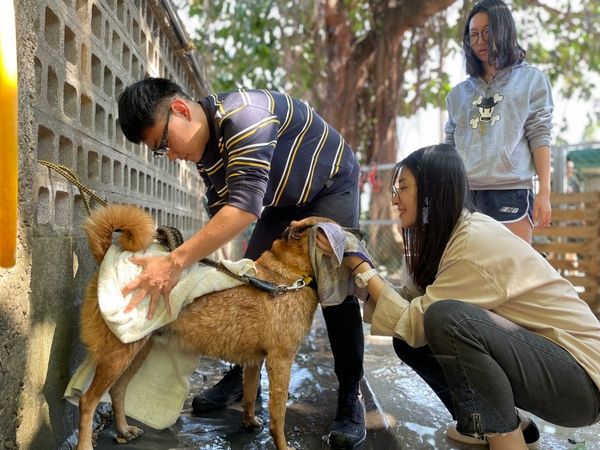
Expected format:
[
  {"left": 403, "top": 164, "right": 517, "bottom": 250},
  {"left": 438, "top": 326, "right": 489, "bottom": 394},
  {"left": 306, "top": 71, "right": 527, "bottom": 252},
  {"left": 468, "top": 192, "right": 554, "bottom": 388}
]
[
  {"left": 117, "top": 77, "right": 186, "bottom": 144},
  {"left": 463, "top": 0, "right": 525, "bottom": 78}
]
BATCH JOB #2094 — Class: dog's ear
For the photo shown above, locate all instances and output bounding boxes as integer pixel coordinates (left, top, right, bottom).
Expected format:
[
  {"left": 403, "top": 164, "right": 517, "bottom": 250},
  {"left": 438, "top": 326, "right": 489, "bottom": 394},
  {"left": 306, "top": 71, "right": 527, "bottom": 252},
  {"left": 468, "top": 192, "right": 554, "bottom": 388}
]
[
  {"left": 282, "top": 216, "right": 337, "bottom": 241},
  {"left": 290, "top": 224, "right": 310, "bottom": 240}
]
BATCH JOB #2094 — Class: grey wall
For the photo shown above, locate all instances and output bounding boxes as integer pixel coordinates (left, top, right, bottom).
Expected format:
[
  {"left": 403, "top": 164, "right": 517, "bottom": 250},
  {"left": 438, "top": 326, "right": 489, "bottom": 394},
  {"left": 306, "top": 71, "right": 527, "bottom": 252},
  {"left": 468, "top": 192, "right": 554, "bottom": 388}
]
[{"left": 0, "top": 0, "right": 211, "bottom": 448}]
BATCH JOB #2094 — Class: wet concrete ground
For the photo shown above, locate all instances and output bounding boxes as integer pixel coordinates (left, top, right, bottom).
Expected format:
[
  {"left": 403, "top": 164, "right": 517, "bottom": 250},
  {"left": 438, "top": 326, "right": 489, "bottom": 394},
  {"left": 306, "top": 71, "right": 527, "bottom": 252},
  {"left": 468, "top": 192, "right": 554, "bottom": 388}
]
[{"left": 94, "top": 310, "right": 600, "bottom": 450}]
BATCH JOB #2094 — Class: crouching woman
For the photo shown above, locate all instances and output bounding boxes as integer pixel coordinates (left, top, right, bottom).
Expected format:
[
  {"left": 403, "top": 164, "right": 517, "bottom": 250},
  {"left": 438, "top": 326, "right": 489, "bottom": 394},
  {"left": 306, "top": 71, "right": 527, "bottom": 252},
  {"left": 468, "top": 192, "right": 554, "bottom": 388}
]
[{"left": 321, "top": 144, "right": 600, "bottom": 450}]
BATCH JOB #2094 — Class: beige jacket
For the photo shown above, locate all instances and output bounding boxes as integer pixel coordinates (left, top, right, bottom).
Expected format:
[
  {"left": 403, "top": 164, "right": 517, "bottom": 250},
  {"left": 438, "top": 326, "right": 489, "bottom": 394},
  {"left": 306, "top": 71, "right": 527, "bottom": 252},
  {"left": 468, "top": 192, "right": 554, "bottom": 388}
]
[{"left": 371, "top": 212, "right": 600, "bottom": 391}]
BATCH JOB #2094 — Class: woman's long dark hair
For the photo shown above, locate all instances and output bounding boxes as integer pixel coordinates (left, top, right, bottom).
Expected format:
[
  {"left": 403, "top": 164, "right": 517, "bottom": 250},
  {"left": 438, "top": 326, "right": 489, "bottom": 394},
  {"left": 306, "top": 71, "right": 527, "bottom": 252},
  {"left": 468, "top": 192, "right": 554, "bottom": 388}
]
[
  {"left": 392, "top": 144, "right": 473, "bottom": 291},
  {"left": 463, "top": 0, "right": 526, "bottom": 78}
]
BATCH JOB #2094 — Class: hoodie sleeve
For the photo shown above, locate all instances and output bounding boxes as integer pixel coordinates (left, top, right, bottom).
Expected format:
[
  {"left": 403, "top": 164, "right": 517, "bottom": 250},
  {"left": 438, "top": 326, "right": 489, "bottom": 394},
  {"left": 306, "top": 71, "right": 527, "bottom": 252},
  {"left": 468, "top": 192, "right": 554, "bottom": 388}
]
[
  {"left": 444, "top": 94, "right": 456, "bottom": 147},
  {"left": 525, "top": 71, "right": 554, "bottom": 151}
]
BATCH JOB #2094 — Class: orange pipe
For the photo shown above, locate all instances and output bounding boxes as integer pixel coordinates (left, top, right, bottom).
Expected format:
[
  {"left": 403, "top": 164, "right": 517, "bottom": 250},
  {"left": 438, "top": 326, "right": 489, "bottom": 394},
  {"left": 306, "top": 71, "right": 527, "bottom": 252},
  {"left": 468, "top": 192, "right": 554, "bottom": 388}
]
[{"left": 0, "top": 1, "right": 18, "bottom": 268}]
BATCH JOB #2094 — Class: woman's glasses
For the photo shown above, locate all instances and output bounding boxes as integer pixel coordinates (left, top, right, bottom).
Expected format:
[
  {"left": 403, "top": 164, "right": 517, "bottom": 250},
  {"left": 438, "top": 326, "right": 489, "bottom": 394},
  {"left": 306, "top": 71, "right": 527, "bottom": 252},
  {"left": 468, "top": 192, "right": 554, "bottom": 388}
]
[
  {"left": 391, "top": 184, "right": 417, "bottom": 198},
  {"left": 465, "top": 28, "right": 489, "bottom": 46},
  {"left": 151, "top": 109, "right": 171, "bottom": 157}
]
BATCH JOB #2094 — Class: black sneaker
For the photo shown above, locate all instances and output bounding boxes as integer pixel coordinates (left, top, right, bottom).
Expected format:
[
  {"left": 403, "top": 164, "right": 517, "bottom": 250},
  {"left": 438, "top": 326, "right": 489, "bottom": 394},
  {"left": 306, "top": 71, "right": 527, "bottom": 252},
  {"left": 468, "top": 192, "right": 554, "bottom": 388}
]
[
  {"left": 327, "top": 393, "right": 367, "bottom": 449},
  {"left": 521, "top": 416, "right": 541, "bottom": 450},
  {"left": 192, "top": 365, "right": 244, "bottom": 413}
]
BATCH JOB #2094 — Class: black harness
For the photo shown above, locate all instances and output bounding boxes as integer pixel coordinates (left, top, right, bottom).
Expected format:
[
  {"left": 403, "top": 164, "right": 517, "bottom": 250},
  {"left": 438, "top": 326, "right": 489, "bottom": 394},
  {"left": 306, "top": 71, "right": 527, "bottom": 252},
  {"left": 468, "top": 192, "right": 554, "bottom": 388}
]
[{"left": 156, "top": 226, "right": 314, "bottom": 298}]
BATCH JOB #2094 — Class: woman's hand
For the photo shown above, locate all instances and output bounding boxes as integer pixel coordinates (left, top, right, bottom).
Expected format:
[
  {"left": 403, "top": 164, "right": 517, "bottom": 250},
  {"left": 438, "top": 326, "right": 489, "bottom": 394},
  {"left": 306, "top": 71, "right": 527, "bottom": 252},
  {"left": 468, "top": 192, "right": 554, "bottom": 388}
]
[
  {"left": 533, "top": 192, "right": 551, "bottom": 228},
  {"left": 121, "top": 254, "right": 183, "bottom": 319},
  {"left": 316, "top": 230, "right": 334, "bottom": 256}
]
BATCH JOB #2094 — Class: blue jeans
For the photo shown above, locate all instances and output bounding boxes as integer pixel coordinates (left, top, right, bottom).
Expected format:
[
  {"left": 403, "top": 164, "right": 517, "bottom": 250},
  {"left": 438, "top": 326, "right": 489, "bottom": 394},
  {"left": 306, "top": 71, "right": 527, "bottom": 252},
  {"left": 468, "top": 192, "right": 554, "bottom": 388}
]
[{"left": 393, "top": 300, "right": 600, "bottom": 438}]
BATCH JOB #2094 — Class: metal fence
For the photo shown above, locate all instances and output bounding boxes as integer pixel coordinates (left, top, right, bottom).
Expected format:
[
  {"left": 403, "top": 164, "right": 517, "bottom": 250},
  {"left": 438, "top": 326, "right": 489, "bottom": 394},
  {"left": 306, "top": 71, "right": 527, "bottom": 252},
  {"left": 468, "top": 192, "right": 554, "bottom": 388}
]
[{"left": 358, "top": 164, "right": 406, "bottom": 283}]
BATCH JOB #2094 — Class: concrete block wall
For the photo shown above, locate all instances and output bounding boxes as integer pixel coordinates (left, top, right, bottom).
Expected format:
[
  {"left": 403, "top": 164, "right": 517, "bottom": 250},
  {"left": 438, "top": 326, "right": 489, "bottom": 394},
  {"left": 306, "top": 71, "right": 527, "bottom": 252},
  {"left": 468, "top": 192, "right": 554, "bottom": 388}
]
[{"left": 0, "top": 0, "right": 211, "bottom": 448}]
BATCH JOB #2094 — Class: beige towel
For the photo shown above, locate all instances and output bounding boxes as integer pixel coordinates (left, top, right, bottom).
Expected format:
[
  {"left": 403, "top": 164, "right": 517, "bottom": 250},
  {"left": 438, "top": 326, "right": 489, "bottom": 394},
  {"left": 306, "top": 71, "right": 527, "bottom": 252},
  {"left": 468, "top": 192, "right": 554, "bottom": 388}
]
[{"left": 64, "top": 335, "right": 198, "bottom": 429}]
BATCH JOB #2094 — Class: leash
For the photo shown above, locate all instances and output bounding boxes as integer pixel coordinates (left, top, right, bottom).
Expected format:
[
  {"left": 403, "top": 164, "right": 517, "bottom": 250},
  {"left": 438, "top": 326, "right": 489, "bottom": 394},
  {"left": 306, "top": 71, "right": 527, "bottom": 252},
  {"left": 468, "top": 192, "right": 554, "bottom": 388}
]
[
  {"left": 38, "top": 160, "right": 313, "bottom": 297},
  {"left": 156, "top": 226, "right": 313, "bottom": 297}
]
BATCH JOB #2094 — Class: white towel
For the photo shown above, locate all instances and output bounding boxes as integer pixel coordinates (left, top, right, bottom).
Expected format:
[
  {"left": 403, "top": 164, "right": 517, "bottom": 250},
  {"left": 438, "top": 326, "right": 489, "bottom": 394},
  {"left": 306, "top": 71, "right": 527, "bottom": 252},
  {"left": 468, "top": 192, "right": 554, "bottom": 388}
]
[
  {"left": 65, "top": 243, "right": 256, "bottom": 429},
  {"left": 97, "top": 242, "right": 256, "bottom": 343},
  {"left": 64, "top": 336, "right": 198, "bottom": 429}
]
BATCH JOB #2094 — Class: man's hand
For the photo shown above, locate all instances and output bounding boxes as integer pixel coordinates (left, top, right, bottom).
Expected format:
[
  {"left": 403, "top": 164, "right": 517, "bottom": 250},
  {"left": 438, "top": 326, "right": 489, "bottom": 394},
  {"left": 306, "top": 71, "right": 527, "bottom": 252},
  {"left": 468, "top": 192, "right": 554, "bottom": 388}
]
[{"left": 121, "top": 254, "right": 183, "bottom": 320}]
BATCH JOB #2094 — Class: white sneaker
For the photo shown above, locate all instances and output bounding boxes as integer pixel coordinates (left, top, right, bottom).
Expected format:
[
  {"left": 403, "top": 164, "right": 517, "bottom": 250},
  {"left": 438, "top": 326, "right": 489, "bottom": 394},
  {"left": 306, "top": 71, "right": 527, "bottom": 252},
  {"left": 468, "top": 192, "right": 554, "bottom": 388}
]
[
  {"left": 445, "top": 416, "right": 540, "bottom": 450},
  {"left": 445, "top": 424, "right": 487, "bottom": 446}
]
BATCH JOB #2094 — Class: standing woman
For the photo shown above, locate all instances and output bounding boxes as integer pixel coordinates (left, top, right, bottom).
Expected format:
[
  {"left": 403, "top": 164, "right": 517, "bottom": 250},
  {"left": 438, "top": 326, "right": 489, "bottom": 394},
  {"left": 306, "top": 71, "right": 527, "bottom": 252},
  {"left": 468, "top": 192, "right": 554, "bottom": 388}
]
[
  {"left": 445, "top": 0, "right": 553, "bottom": 244},
  {"left": 319, "top": 144, "right": 600, "bottom": 450}
]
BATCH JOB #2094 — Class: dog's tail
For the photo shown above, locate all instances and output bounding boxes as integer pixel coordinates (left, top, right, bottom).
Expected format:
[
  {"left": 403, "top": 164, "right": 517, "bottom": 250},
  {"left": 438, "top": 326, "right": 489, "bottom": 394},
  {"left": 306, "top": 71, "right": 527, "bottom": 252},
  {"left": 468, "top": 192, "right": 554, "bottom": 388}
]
[{"left": 84, "top": 204, "right": 156, "bottom": 263}]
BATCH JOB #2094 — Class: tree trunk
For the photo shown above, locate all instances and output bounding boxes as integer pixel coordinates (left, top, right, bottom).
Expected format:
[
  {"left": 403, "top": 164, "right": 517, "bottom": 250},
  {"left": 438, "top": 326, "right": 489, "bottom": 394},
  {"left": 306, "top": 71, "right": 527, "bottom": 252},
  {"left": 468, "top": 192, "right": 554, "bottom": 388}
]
[{"left": 318, "top": 0, "right": 456, "bottom": 260}]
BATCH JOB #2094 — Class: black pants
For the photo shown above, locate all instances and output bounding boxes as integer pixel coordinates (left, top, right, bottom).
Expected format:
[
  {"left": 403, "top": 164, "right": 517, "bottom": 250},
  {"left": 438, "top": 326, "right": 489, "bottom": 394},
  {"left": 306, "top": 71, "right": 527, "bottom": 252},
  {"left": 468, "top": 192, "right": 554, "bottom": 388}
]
[
  {"left": 244, "top": 174, "right": 364, "bottom": 394},
  {"left": 393, "top": 300, "right": 600, "bottom": 437}
]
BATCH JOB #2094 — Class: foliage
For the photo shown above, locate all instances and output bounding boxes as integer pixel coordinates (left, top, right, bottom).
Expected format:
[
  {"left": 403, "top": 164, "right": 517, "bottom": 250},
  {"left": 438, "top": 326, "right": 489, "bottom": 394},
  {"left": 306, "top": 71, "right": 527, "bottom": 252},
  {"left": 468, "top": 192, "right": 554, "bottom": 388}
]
[
  {"left": 515, "top": 0, "right": 599, "bottom": 100},
  {"left": 189, "top": 0, "right": 314, "bottom": 99},
  {"left": 189, "top": 1, "right": 597, "bottom": 96},
  {"left": 186, "top": 0, "right": 599, "bottom": 150}
]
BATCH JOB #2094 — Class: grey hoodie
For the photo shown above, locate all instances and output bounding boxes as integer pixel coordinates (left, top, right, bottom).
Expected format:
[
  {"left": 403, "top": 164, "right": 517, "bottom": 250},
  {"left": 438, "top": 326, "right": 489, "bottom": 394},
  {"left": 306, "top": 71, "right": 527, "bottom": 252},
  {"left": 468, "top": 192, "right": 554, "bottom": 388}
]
[{"left": 445, "top": 62, "right": 553, "bottom": 190}]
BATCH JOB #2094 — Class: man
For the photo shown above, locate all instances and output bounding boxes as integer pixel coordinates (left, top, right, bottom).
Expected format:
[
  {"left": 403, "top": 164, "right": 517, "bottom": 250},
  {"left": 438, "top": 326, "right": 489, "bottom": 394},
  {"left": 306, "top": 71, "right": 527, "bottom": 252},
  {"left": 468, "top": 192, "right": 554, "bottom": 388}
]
[
  {"left": 117, "top": 77, "right": 365, "bottom": 448},
  {"left": 566, "top": 157, "right": 581, "bottom": 193}
]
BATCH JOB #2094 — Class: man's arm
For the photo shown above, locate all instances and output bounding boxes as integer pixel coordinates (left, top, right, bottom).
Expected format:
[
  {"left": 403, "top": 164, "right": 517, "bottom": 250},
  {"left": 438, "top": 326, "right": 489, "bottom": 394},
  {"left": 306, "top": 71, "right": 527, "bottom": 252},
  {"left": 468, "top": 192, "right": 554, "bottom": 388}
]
[
  {"left": 122, "top": 205, "right": 257, "bottom": 319},
  {"left": 171, "top": 204, "right": 256, "bottom": 268}
]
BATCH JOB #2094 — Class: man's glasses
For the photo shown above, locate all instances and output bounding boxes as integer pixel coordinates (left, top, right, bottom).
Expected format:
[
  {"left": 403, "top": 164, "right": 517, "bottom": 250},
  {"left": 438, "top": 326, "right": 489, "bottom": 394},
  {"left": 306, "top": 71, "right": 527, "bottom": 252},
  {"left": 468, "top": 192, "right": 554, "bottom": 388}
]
[
  {"left": 152, "top": 109, "right": 171, "bottom": 157},
  {"left": 465, "top": 28, "right": 489, "bottom": 47}
]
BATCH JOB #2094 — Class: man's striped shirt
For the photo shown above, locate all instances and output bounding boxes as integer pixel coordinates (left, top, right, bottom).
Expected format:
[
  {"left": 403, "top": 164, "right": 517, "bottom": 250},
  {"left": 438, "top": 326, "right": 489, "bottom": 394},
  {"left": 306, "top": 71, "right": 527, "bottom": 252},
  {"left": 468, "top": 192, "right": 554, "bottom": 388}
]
[{"left": 197, "top": 89, "right": 359, "bottom": 217}]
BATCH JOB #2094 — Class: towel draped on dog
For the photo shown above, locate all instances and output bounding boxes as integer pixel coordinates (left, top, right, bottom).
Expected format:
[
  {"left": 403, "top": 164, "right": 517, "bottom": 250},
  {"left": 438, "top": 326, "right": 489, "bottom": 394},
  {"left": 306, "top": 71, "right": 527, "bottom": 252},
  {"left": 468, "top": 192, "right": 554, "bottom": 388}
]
[{"left": 97, "top": 242, "right": 256, "bottom": 342}]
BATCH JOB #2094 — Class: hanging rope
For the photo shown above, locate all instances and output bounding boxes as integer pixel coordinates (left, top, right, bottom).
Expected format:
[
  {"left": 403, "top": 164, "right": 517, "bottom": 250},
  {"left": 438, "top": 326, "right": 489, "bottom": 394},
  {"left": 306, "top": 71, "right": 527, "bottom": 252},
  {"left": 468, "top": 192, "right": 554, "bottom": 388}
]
[
  {"left": 37, "top": 161, "right": 311, "bottom": 297},
  {"left": 38, "top": 160, "right": 107, "bottom": 215}
]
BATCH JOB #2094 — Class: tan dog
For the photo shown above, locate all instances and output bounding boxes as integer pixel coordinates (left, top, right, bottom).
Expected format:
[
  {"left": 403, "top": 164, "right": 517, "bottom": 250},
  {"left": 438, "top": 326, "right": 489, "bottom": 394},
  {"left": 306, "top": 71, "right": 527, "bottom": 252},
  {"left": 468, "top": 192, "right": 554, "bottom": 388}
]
[{"left": 76, "top": 203, "right": 329, "bottom": 450}]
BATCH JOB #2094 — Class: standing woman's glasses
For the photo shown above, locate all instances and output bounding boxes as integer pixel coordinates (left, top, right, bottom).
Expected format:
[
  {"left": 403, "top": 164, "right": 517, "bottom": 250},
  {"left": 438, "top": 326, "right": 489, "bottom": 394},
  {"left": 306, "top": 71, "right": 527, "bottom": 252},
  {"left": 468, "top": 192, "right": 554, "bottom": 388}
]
[{"left": 465, "top": 28, "right": 489, "bottom": 46}]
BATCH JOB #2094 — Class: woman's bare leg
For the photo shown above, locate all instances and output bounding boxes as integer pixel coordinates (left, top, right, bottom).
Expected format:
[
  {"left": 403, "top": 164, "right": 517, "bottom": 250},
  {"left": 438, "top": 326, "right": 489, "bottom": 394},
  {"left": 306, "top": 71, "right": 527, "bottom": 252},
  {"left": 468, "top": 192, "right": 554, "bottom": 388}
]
[{"left": 504, "top": 216, "right": 533, "bottom": 244}]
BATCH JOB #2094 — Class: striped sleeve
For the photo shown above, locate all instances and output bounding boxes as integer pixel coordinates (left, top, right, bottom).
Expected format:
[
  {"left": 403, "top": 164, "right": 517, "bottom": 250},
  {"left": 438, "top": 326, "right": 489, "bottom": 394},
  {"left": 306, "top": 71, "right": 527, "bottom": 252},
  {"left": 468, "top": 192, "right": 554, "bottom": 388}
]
[{"left": 220, "top": 104, "right": 280, "bottom": 217}]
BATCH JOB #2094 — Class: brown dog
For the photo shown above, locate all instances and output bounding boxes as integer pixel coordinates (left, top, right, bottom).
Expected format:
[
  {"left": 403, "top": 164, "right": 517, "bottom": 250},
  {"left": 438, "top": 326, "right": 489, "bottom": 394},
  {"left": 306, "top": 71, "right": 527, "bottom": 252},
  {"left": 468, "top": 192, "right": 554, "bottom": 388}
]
[{"left": 76, "top": 203, "right": 329, "bottom": 450}]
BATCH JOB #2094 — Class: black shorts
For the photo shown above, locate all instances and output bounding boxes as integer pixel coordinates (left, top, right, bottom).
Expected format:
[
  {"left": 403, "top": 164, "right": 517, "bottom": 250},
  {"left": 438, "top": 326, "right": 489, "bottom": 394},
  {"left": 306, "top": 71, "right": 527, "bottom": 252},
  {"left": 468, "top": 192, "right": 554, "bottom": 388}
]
[{"left": 470, "top": 189, "right": 534, "bottom": 226}]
